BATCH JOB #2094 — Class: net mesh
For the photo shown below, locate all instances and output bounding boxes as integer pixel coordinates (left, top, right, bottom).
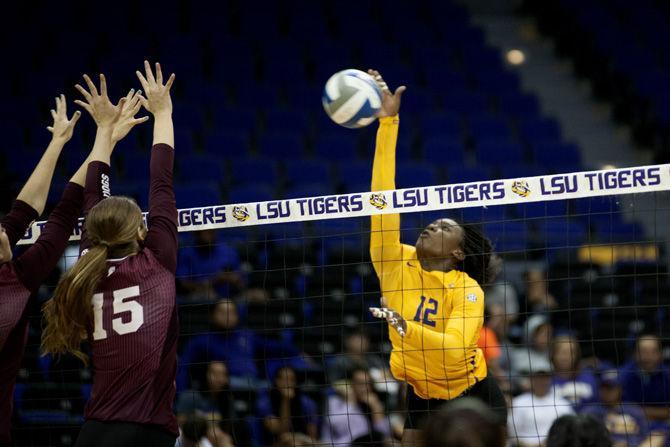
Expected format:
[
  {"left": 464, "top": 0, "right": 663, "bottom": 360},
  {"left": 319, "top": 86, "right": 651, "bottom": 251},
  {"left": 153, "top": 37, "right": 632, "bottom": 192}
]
[{"left": 11, "top": 182, "right": 670, "bottom": 446}]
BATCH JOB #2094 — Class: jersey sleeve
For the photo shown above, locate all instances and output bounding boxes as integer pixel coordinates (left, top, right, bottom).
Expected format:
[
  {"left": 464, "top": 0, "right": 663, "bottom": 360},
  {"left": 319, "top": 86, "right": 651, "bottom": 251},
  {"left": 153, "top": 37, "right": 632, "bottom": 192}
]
[
  {"left": 144, "top": 144, "right": 178, "bottom": 274},
  {"left": 1, "top": 200, "right": 39, "bottom": 248},
  {"left": 402, "top": 282, "right": 485, "bottom": 364},
  {"left": 369, "top": 116, "right": 413, "bottom": 280},
  {"left": 80, "top": 161, "right": 111, "bottom": 253},
  {"left": 14, "top": 182, "right": 84, "bottom": 291}
]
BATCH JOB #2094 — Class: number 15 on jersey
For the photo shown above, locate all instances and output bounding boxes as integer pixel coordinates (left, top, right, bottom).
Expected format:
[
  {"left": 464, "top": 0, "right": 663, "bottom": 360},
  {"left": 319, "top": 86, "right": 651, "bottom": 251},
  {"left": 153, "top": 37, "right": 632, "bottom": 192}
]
[{"left": 92, "top": 285, "right": 145, "bottom": 340}]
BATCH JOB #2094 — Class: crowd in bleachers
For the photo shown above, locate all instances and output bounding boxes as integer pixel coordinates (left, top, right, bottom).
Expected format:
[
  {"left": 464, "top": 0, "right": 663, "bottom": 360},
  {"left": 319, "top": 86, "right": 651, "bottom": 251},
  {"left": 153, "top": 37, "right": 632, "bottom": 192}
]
[
  {"left": 2, "top": 0, "right": 670, "bottom": 445},
  {"left": 7, "top": 224, "right": 669, "bottom": 446}
]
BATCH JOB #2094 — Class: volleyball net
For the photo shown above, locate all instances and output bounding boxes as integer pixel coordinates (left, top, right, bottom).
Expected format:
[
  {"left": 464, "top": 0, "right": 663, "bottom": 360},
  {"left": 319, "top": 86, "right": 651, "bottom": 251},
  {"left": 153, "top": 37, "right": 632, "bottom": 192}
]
[{"left": 13, "top": 163, "right": 670, "bottom": 446}]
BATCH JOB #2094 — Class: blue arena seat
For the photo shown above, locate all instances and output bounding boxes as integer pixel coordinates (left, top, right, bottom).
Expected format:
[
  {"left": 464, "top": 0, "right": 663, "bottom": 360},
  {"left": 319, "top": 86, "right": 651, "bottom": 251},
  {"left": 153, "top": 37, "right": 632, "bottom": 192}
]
[
  {"left": 257, "top": 132, "right": 306, "bottom": 159},
  {"left": 313, "top": 133, "right": 360, "bottom": 161},
  {"left": 174, "top": 183, "right": 222, "bottom": 208},
  {"left": 468, "top": 115, "right": 512, "bottom": 141},
  {"left": 264, "top": 109, "right": 311, "bottom": 135},
  {"left": 422, "top": 136, "right": 466, "bottom": 166},
  {"left": 497, "top": 92, "right": 541, "bottom": 118},
  {"left": 204, "top": 130, "right": 250, "bottom": 156},
  {"left": 229, "top": 158, "right": 279, "bottom": 187},
  {"left": 178, "top": 155, "right": 225, "bottom": 182},
  {"left": 209, "top": 108, "right": 258, "bottom": 135},
  {"left": 419, "top": 113, "right": 463, "bottom": 138},
  {"left": 475, "top": 140, "right": 525, "bottom": 166},
  {"left": 447, "top": 166, "right": 492, "bottom": 184},
  {"left": 284, "top": 159, "right": 332, "bottom": 187},
  {"left": 228, "top": 184, "right": 275, "bottom": 204},
  {"left": 519, "top": 117, "right": 563, "bottom": 142},
  {"left": 396, "top": 163, "right": 438, "bottom": 188},
  {"left": 484, "top": 221, "right": 529, "bottom": 253}
]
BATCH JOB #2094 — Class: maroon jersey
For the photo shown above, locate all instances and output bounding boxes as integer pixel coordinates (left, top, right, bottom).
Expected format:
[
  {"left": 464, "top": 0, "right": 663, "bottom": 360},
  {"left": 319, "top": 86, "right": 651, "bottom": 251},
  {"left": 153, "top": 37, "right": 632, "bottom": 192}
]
[
  {"left": 83, "top": 144, "right": 178, "bottom": 436},
  {"left": 0, "top": 183, "right": 84, "bottom": 444}
]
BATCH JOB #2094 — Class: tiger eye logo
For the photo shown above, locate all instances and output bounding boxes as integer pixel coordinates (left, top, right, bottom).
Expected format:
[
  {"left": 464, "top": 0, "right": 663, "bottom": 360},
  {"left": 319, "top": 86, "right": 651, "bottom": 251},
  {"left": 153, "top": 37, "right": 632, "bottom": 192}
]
[
  {"left": 232, "top": 205, "right": 250, "bottom": 222},
  {"left": 369, "top": 193, "right": 388, "bottom": 210},
  {"left": 511, "top": 180, "right": 531, "bottom": 198}
]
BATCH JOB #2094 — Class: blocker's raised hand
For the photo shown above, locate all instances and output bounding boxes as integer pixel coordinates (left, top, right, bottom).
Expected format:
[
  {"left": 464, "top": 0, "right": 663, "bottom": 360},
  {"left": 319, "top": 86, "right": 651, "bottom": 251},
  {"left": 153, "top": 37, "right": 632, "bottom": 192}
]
[
  {"left": 111, "top": 89, "right": 149, "bottom": 144},
  {"left": 75, "top": 74, "right": 125, "bottom": 128},
  {"left": 370, "top": 305, "right": 406, "bottom": 337},
  {"left": 47, "top": 94, "right": 81, "bottom": 143},
  {"left": 136, "top": 61, "right": 175, "bottom": 117},
  {"left": 368, "top": 69, "right": 406, "bottom": 118}
]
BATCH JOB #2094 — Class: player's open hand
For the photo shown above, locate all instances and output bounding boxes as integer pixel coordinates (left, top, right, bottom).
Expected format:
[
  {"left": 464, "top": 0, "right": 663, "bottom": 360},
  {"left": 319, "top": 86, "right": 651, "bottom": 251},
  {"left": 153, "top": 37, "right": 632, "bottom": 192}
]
[
  {"left": 75, "top": 74, "right": 125, "bottom": 129},
  {"left": 136, "top": 61, "right": 175, "bottom": 117},
  {"left": 370, "top": 305, "right": 407, "bottom": 337},
  {"left": 47, "top": 94, "right": 81, "bottom": 143},
  {"left": 368, "top": 69, "right": 405, "bottom": 118},
  {"left": 112, "top": 89, "right": 149, "bottom": 143}
]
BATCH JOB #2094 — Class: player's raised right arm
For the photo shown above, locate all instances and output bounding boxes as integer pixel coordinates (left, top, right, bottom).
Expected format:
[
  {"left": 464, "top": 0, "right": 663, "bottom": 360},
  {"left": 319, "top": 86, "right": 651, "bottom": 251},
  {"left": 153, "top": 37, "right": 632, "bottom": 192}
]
[
  {"left": 369, "top": 69, "right": 407, "bottom": 277},
  {"left": 137, "top": 61, "right": 178, "bottom": 273}
]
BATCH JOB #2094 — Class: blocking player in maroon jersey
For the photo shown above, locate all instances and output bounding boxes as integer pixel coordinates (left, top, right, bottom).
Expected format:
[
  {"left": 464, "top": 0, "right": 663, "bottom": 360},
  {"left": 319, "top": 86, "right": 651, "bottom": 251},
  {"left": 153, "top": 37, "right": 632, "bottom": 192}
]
[
  {"left": 42, "top": 61, "right": 178, "bottom": 447},
  {"left": 0, "top": 95, "right": 82, "bottom": 447},
  {"left": 0, "top": 84, "right": 145, "bottom": 445}
]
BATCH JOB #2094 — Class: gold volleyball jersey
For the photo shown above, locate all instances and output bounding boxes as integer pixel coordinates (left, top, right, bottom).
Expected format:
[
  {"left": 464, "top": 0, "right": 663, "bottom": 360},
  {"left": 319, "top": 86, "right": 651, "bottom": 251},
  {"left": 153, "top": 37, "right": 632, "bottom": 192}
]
[{"left": 370, "top": 116, "right": 487, "bottom": 400}]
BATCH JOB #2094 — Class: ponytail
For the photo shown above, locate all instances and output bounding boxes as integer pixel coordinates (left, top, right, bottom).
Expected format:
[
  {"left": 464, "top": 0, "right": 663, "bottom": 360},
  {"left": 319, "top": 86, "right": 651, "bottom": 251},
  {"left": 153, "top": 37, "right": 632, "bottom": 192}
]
[{"left": 42, "top": 244, "right": 109, "bottom": 364}]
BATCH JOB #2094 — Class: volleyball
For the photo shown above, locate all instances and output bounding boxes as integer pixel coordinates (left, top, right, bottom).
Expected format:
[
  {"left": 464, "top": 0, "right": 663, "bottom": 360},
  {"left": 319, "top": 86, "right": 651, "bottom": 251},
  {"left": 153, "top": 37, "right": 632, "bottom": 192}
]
[{"left": 322, "top": 69, "right": 383, "bottom": 128}]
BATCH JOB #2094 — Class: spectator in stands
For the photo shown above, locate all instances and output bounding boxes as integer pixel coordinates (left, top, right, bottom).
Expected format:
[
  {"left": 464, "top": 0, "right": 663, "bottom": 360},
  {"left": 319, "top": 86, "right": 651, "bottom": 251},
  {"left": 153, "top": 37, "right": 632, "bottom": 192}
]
[
  {"left": 177, "top": 299, "right": 306, "bottom": 390},
  {"left": 508, "top": 357, "right": 574, "bottom": 446},
  {"left": 551, "top": 334, "right": 599, "bottom": 411},
  {"left": 484, "top": 281, "right": 519, "bottom": 325},
  {"left": 510, "top": 314, "right": 553, "bottom": 391},
  {"left": 321, "top": 367, "right": 392, "bottom": 445},
  {"left": 175, "top": 360, "right": 250, "bottom": 446},
  {"left": 621, "top": 334, "right": 670, "bottom": 423},
  {"left": 582, "top": 367, "right": 665, "bottom": 447},
  {"left": 483, "top": 302, "right": 515, "bottom": 394},
  {"left": 326, "top": 327, "right": 395, "bottom": 396},
  {"left": 257, "top": 365, "right": 318, "bottom": 445},
  {"left": 177, "top": 229, "right": 244, "bottom": 300},
  {"left": 523, "top": 269, "right": 557, "bottom": 312},
  {"left": 545, "top": 414, "right": 611, "bottom": 447},
  {"left": 421, "top": 397, "right": 505, "bottom": 447},
  {"left": 178, "top": 414, "right": 235, "bottom": 447}
]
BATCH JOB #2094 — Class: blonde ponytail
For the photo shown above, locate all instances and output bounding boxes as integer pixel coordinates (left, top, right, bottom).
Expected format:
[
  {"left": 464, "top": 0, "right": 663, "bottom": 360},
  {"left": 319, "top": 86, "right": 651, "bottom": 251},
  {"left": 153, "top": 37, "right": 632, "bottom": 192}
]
[{"left": 42, "top": 244, "right": 109, "bottom": 364}]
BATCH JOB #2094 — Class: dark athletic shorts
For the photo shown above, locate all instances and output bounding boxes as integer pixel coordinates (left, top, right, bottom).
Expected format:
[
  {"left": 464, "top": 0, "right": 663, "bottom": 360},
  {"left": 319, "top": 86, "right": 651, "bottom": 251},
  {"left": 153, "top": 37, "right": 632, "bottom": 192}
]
[
  {"left": 404, "top": 375, "right": 508, "bottom": 430},
  {"left": 75, "top": 420, "right": 176, "bottom": 447}
]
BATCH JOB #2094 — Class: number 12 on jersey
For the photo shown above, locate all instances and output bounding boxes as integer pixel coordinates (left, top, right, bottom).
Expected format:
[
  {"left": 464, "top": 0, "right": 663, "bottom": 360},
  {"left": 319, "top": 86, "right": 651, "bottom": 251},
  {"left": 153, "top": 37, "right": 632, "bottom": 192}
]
[
  {"left": 413, "top": 296, "right": 438, "bottom": 327},
  {"left": 92, "top": 285, "right": 145, "bottom": 340}
]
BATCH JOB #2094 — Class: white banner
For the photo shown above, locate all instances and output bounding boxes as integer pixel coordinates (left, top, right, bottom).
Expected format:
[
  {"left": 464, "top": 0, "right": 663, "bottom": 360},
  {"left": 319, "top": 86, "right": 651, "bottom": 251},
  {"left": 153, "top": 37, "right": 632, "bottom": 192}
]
[{"left": 16, "top": 164, "right": 670, "bottom": 245}]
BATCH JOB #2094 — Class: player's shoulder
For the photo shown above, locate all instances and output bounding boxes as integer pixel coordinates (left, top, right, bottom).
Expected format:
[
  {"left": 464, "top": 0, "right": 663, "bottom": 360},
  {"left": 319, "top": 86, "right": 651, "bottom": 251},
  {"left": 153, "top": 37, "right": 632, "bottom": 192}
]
[{"left": 454, "top": 271, "right": 483, "bottom": 296}]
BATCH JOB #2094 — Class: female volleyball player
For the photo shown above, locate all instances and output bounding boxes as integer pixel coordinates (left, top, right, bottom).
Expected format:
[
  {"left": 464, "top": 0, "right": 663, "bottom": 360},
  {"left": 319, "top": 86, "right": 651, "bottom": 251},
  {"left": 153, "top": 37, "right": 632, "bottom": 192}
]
[
  {"left": 42, "top": 61, "right": 178, "bottom": 447},
  {"left": 0, "top": 86, "right": 140, "bottom": 445},
  {"left": 0, "top": 95, "right": 83, "bottom": 446},
  {"left": 366, "top": 69, "right": 506, "bottom": 445}
]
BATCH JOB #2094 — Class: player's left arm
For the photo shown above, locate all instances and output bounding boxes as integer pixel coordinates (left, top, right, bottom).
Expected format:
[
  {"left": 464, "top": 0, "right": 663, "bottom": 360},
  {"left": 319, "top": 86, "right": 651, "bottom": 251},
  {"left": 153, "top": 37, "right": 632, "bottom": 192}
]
[
  {"left": 372, "top": 285, "right": 485, "bottom": 363},
  {"left": 2, "top": 96, "right": 81, "bottom": 247},
  {"left": 137, "top": 61, "right": 178, "bottom": 273}
]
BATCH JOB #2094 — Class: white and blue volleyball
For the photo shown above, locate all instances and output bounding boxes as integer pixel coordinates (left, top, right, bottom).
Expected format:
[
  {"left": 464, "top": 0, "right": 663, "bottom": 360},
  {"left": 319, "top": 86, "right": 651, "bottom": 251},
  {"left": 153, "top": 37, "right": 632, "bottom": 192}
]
[{"left": 322, "top": 69, "right": 383, "bottom": 129}]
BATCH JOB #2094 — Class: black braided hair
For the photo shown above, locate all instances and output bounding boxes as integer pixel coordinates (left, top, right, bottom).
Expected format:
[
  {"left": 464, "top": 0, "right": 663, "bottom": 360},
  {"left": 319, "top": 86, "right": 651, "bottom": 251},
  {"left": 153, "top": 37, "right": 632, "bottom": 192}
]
[{"left": 458, "top": 222, "right": 502, "bottom": 286}]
